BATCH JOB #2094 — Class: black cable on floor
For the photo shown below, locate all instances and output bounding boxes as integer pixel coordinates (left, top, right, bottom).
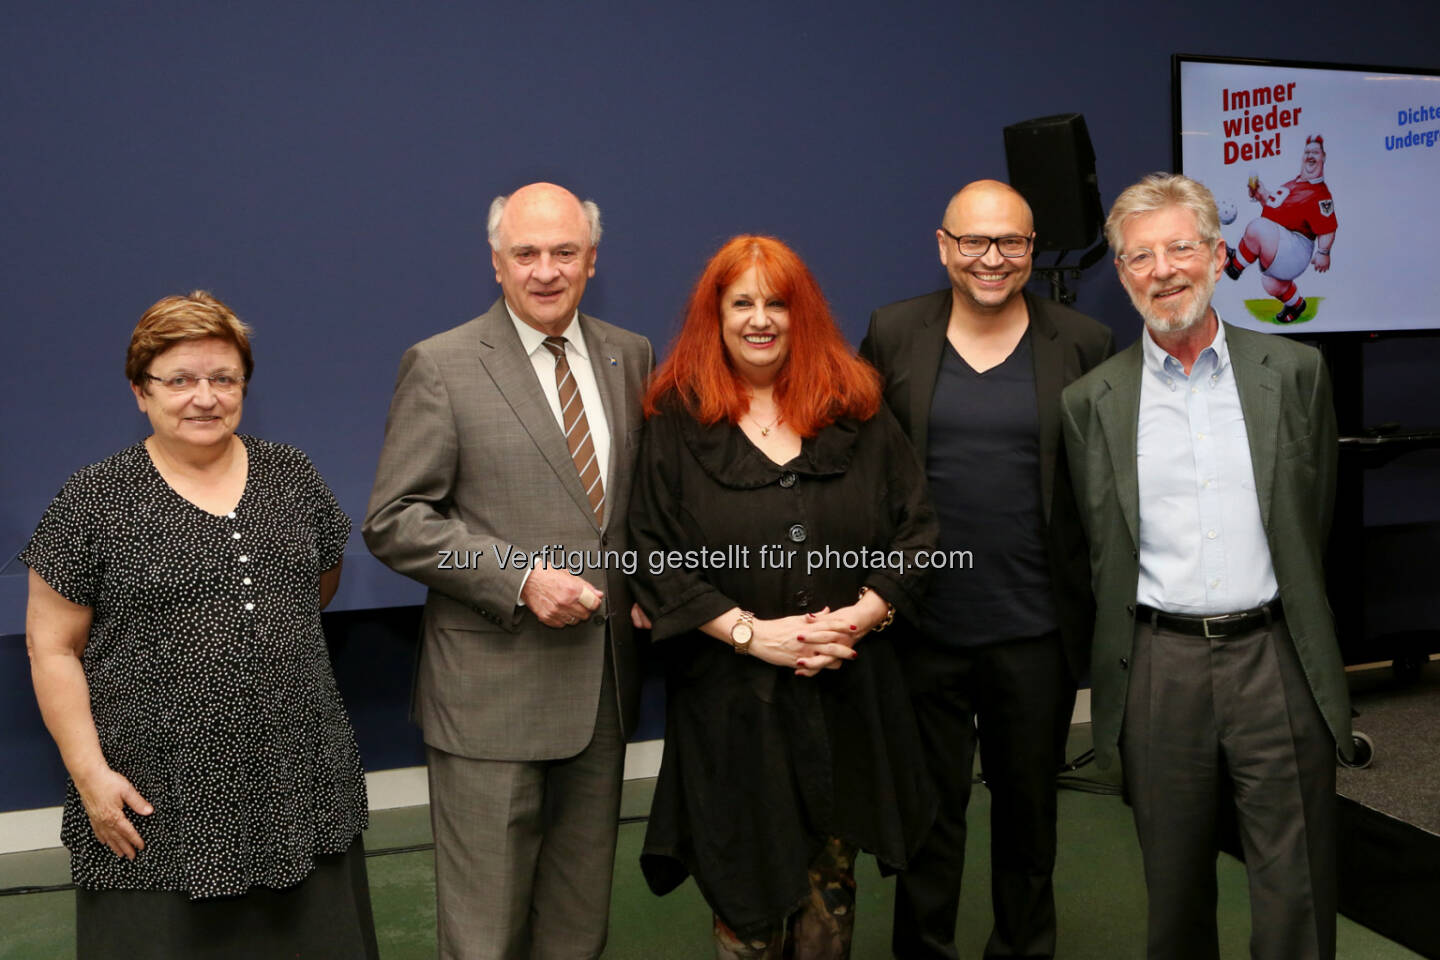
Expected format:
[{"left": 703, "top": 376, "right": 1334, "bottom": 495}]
[
  {"left": 1057, "top": 777, "right": 1123, "bottom": 796},
  {"left": 364, "top": 842, "right": 434, "bottom": 857},
  {"left": 0, "top": 882, "right": 75, "bottom": 896}
]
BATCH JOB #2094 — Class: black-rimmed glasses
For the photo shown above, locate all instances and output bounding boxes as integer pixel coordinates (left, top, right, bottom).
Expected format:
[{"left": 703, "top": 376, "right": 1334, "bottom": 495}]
[{"left": 941, "top": 228, "right": 1033, "bottom": 259}]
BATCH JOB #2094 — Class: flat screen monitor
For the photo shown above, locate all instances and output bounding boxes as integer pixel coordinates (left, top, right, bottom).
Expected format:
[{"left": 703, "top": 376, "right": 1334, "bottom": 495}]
[{"left": 1173, "top": 54, "right": 1440, "bottom": 336}]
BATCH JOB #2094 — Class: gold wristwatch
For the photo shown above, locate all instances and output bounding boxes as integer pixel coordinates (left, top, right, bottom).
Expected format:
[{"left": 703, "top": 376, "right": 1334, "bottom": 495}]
[{"left": 730, "top": 611, "right": 756, "bottom": 654}]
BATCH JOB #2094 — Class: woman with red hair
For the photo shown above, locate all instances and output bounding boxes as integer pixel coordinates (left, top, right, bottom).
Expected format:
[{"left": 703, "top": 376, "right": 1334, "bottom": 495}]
[{"left": 630, "top": 235, "right": 938, "bottom": 957}]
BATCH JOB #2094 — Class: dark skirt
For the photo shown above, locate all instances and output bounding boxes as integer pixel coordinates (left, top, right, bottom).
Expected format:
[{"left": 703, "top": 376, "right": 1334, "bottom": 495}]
[
  {"left": 75, "top": 834, "right": 379, "bottom": 960},
  {"left": 642, "top": 629, "right": 938, "bottom": 939}
]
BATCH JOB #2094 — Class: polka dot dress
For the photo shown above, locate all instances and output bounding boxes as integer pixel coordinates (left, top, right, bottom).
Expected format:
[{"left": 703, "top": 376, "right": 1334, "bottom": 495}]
[{"left": 21, "top": 435, "right": 368, "bottom": 899}]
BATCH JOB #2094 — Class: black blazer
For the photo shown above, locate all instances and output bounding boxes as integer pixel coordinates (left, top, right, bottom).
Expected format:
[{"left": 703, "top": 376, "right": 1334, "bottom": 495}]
[{"left": 859, "top": 288, "right": 1114, "bottom": 680}]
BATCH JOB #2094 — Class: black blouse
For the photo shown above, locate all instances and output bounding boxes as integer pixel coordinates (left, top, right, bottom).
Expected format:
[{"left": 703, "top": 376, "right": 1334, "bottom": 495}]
[
  {"left": 21, "top": 435, "right": 368, "bottom": 898},
  {"left": 628, "top": 401, "right": 939, "bottom": 937}
]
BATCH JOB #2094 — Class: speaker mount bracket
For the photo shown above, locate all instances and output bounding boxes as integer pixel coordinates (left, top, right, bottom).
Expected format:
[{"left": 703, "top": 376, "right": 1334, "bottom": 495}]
[{"left": 1033, "top": 266, "right": 1082, "bottom": 305}]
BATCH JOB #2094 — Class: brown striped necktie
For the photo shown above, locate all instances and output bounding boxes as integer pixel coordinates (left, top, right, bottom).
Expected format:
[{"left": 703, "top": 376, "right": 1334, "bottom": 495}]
[{"left": 542, "top": 336, "right": 604, "bottom": 523}]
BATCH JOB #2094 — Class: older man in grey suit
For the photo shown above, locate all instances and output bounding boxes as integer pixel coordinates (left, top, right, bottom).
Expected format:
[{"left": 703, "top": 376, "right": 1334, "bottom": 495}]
[
  {"left": 364, "top": 182, "right": 653, "bottom": 960},
  {"left": 1061, "top": 174, "right": 1351, "bottom": 960}
]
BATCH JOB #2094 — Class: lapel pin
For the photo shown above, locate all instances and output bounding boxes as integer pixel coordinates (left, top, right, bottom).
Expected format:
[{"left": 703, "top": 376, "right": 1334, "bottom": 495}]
[{"left": 609, "top": 356, "right": 618, "bottom": 366}]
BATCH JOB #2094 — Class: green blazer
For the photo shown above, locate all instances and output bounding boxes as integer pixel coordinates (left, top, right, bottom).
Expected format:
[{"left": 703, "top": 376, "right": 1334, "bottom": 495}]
[{"left": 1060, "top": 322, "right": 1352, "bottom": 768}]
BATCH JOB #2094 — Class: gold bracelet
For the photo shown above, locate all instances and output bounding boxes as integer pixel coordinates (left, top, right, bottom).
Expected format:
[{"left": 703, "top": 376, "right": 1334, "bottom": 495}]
[{"left": 858, "top": 586, "right": 895, "bottom": 633}]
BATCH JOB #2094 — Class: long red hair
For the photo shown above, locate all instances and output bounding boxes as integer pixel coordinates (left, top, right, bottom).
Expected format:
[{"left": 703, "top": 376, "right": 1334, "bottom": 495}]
[{"left": 643, "top": 235, "right": 880, "bottom": 436}]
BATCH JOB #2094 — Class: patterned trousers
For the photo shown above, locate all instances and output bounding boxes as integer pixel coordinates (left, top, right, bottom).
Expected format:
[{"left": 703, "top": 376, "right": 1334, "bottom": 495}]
[{"left": 713, "top": 836, "right": 858, "bottom": 960}]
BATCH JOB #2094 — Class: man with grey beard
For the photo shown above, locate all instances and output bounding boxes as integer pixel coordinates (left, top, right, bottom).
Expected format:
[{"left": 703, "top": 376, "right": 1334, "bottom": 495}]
[{"left": 1060, "top": 173, "right": 1352, "bottom": 960}]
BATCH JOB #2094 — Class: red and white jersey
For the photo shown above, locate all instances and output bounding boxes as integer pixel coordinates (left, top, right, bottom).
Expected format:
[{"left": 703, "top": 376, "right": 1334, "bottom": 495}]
[{"left": 1260, "top": 178, "right": 1337, "bottom": 239}]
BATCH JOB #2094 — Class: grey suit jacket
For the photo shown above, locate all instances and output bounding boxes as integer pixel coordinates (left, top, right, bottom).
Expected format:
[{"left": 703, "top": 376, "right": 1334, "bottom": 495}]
[
  {"left": 859, "top": 289, "right": 1114, "bottom": 678},
  {"left": 363, "top": 298, "right": 654, "bottom": 761},
  {"left": 1060, "top": 321, "right": 1352, "bottom": 769}
]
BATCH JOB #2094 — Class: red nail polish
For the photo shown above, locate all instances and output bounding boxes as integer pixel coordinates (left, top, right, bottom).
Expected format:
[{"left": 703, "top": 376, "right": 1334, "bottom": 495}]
[{"left": 849, "top": 624, "right": 857, "bottom": 631}]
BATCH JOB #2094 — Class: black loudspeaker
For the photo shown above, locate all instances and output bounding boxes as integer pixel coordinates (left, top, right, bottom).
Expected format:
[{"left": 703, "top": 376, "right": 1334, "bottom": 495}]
[{"left": 1004, "top": 113, "right": 1103, "bottom": 252}]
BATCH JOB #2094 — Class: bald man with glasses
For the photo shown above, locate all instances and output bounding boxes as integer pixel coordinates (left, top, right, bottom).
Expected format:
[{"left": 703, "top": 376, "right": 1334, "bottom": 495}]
[{"left": 861, "top": 180, "right": 1113, "bottom": 959}]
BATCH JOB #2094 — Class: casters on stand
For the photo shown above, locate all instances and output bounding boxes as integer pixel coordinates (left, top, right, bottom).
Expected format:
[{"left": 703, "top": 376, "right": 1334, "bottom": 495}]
[
  {"left": 1340, "top": 730, "right": 1374, "bottom": 769},
  {"left": 1393, "top": 654, "right": 1425, "bottom": 685}
]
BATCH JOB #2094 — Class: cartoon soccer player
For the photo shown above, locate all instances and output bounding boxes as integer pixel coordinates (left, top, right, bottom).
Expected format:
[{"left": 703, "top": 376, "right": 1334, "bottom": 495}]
[{"left": 1225, "top": 134, "right": 1338, "bottom": 323}]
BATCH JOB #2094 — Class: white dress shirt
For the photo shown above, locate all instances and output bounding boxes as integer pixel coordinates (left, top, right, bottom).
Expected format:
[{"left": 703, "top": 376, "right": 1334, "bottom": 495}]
[
  {"left": 506, "top": 305, "right": 612, "bottom": 488},
  {"left": 506, "top": 305, "right": 613, "bottom": 605},
  {"left": 1136, "top": 319, "right": 1278, "bottom": 614}
]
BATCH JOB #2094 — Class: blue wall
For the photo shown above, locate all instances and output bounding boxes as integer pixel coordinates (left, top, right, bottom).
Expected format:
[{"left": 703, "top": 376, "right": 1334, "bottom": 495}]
[{"left": 4, "top": 0, "right": 1438, "bottom": 811}]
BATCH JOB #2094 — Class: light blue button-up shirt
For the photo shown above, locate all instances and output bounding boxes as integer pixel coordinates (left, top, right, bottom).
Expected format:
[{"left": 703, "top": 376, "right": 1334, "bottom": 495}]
[{"left": 1136, "top": 320, "right": 1278, "bottom": 614}]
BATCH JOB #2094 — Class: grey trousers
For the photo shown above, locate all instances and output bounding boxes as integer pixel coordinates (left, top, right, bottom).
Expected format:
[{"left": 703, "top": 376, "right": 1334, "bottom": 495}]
[
  {"left": 1122, "top": 615, "right": 1337, "bottom": 960},
  {"left": 427, "top": 660, "right": 625, "bottom": 960}
]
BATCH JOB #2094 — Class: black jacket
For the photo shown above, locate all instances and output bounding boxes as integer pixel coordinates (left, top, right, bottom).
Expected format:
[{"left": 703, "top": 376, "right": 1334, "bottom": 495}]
[
  {"left": 628, "top": 400, "right": 939, "bottom": 937},
  {"left": 860, "top": 288, "right": 1114, "bottom": 679}
]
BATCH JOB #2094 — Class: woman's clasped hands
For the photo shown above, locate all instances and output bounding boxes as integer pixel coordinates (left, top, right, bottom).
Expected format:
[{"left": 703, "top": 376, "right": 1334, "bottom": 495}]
[{"left": 745, "top": 595, "right": 891, "bottom": 677}]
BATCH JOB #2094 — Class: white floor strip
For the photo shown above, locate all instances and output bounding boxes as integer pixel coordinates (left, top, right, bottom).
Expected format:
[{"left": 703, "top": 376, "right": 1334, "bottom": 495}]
[
  {"left": 0, "top": 806, "right": 62, "bottom": 856},
  {"left": 0, "top": 742, "right": 671, "bottom": 856},
  {"left": 363, "top": 765, "right": 431, "bottom": 811},
  {"left": 0, "top": 705, "right": 1096, "bottom": 857},
  {"left": 622, "top": 738, "right": 664, "bottom": 781}
]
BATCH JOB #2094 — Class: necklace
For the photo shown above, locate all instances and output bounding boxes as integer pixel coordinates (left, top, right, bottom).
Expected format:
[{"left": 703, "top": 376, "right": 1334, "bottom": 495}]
[{"left": 749, "top": 411, "right": 782, "bottom": 437}]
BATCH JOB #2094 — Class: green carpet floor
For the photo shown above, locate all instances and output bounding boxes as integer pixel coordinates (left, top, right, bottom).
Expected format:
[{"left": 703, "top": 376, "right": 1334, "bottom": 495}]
[{"left": 0, "top": 766, "right": 1422, "bottom": 958}]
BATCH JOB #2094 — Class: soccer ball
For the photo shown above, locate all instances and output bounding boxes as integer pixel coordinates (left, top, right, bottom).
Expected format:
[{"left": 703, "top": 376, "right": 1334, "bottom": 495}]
[{"left": 1217, "top": 198, "right": 1238, "bottom": 225}]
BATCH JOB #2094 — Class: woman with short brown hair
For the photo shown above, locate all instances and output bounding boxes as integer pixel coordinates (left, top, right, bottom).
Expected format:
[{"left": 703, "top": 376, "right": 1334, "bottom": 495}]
[{"left": 24, "top": 291, "right": 376, "bottom": 959}]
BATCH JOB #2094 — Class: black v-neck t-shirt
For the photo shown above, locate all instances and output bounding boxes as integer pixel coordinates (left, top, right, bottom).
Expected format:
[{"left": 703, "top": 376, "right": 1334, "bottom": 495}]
[{"left": 921, "top": 330, "right": 1057, "bottom": 645}]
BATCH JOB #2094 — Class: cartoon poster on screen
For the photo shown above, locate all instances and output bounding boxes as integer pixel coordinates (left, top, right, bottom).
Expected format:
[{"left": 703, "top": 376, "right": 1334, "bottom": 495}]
[{"left": 1179, "top": 61, "right": 1440, "bottom": 333}]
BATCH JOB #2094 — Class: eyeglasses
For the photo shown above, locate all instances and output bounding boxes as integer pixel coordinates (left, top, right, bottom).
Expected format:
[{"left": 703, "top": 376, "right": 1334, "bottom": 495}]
[
  {"left": 143, "top": 373, "right": 247, "bottom": 393},
  {"left": 940, "top": 228, "right": 1033, "bottom": 259},
  {"left": 1117, "top": 239, "right": 1213, "bottom": 276}
]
